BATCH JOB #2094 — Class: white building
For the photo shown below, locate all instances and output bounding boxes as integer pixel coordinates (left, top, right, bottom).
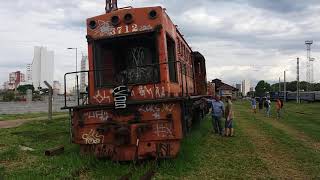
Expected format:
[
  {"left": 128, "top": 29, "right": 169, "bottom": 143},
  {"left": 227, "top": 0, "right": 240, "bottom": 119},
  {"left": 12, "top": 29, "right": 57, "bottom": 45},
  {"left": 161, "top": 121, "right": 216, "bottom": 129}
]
[
  {"left": 53, "top": 80, "right": 61, "bottom": 95},
  {"left": 32, "top": 46, "right": 54, "bottom": 89},
  {"left": 242, "top": 80, "right": 251, "bottom": 96},
  {"left": 26, "top": 64, "right": 32, "bottom": 83},
  {"left": 80, "top": 55, "right": 88, "bottom": 92}
]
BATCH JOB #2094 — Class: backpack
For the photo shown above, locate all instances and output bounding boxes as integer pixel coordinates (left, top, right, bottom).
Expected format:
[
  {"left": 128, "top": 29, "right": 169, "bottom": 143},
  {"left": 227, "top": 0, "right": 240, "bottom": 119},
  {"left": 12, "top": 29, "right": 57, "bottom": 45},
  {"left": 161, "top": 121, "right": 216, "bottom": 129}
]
[{"left": 264, "top": 101, "right": 269, "bottom": 108}]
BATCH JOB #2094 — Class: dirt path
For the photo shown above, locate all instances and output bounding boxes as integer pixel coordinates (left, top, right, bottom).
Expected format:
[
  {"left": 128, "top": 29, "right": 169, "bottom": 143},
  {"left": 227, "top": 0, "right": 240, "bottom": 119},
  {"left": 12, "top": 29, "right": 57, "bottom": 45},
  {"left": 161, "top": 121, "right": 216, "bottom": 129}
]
[
  {"left": 0, "top": 114, "right": 68, "bottom": 129},
  {"left": 257, "top": 113, "right": 320, "bottom": 152},
  {"left": 236, "top": 111, "right": 309, "bottom": 179}
]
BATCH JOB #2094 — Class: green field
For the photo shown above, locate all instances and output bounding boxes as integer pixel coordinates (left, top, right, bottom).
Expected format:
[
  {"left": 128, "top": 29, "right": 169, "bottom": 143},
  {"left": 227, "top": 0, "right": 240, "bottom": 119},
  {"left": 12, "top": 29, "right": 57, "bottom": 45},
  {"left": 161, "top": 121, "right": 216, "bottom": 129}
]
[
  {"left": 0, "top": 112, "right": 67, "bottom": 121},
  {"left": 0, "top": 101, "right": 319, "bottom": 179}
]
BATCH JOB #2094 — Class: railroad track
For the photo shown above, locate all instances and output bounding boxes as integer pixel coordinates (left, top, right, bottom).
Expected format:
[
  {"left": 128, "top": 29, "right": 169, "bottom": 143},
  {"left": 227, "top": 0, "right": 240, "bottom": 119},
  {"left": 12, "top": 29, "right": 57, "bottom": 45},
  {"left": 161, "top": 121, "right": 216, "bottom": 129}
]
[{"left": 118, "top": 160, "right": 157, "bottom": 180}]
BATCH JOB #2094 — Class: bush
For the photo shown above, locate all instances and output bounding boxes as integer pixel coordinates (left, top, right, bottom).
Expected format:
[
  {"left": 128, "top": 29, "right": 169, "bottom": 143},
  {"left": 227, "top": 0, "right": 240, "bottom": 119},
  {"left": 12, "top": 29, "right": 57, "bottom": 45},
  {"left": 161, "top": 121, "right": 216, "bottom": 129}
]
[{"left": 3, "top": 91, "right": 15, "bottom": 102}]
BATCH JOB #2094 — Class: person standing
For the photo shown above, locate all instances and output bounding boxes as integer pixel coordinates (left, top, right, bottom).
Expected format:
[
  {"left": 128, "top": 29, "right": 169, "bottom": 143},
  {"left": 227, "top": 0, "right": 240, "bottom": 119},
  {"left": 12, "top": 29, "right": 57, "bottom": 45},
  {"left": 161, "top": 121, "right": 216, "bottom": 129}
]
[
  {"left": 276, "top": 98, "right": 283, "bottom": 119},
  {"left": 258, "top": 97, "right": 263, "bottom": 111},
  {"left": 251, "top": 97, "right": 257, "bottom": 113},
  {"left": 265, "top": 98, "right": 271, "bottom": 117},
  {"left": 225, "top": 96, "right": 234, "bottom": 137},
  {"left": 206, "top": 95, "right": 225, "bottom": 135}
]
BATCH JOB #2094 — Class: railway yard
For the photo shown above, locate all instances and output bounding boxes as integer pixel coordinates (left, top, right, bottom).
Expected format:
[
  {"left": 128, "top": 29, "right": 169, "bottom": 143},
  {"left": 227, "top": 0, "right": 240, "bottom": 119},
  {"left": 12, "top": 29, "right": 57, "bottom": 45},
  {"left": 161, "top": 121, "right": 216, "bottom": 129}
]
[{"left": 0, "top": 101, "right": 319, "bottom": 179}]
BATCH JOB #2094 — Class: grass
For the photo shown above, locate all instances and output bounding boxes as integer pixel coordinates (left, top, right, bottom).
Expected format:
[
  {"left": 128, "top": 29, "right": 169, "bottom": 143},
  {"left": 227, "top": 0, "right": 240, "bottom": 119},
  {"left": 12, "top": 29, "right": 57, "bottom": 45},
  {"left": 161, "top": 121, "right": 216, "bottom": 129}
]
[
  {"left": 0, "top": 101, "right": 319, "bottom": 179},
  {"left": 0, "top": 112, "right": 67, "bottom": 121}
]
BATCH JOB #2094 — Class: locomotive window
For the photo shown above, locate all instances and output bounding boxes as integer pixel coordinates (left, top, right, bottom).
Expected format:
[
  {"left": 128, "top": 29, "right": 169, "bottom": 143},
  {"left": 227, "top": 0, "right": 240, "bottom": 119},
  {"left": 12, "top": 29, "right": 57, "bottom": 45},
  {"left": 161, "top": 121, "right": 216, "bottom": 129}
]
[
  {"left": 167, "top": 34, "right": 177, "bottom": 82},
  {"left": 94, "top": 33, "right": 159, "bottom": 87}
]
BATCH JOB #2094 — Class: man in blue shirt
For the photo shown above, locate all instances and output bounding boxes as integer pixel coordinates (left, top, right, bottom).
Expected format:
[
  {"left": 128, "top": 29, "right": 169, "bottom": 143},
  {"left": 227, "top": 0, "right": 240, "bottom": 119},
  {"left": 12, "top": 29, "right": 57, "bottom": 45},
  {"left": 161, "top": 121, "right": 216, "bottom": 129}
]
[{"left": 206, "top": 95, "right": 225, "bottom": 135}]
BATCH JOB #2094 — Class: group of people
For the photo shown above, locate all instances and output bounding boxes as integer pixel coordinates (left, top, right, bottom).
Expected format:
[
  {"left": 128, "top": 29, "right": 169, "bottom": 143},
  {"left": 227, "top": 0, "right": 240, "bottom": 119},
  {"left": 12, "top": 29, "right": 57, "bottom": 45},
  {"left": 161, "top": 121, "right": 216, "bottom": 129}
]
[
  {"left": 205, "top": 95, "right": 234, "bottom": 137},
  {"left": 251, "top": 97, "right": 284, "bottom": 119}
]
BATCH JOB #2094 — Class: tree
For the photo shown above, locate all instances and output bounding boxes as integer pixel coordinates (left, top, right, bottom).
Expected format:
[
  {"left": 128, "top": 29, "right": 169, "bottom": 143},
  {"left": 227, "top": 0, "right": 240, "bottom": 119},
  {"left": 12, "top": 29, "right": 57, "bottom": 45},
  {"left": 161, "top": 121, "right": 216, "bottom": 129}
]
[
  {"left": 255, "top": 80, "right": 271, "bottom": 97},
  {"left": 314, "top": 83, "right": 320, "bottom": 91},
  {"left": 3, "top": 91, "right": 15, "bottom": 101},
  {"left": 247, "top": 91, "right": 255, "bottom": 97},
  {"left": 17, "top": 84, "right": 34, "bottom": 95}
]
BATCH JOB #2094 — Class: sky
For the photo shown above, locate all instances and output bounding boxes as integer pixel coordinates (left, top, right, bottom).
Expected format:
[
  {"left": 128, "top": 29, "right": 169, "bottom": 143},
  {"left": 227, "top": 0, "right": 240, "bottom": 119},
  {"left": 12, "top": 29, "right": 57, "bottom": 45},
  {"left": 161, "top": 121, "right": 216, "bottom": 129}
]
[{"left": 1, "top": 0, "right": 320, "bottom": 88}]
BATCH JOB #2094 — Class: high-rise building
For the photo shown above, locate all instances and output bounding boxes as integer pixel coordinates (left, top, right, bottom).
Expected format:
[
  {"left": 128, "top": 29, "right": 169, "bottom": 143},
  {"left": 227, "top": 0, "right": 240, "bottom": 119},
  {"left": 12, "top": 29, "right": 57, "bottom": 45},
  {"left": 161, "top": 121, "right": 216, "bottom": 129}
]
[
  {"left": 236, "top": 84, "right": 242, "bottom": 93},
  {"left": 241, "top": 80, "right": 251, "bottom": 96},
  {"left": 3, "top": 71, "right": 25, "bottom": 90},
  {"left": 26, "top": 64, "right": 32, "bottom": 83},
  {"left": 32, "top": 46, "right": 54, "bottom": 89},
  {"left": 53, "top": 80, "right": 61, "bottom": 95},
  {"left": 80, "top": 55, "right": 88, "bottom": 92}
]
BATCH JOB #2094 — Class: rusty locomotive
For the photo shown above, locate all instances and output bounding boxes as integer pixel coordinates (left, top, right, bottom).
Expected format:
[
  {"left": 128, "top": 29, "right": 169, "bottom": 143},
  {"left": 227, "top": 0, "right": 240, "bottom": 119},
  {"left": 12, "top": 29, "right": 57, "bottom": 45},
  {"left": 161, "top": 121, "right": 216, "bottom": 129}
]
[{"left": 63, "top": 1, "right": 213, "bottom": 161}]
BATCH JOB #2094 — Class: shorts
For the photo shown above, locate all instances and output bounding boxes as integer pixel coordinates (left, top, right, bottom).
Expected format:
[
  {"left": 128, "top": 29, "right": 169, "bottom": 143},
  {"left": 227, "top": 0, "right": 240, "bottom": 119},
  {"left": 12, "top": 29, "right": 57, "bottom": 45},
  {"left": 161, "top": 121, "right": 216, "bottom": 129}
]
[
  {"left": 225, "top": 119, "right": 233, "bottom": 128},
  {"left": 252, "top": 105, "right": 256, "bottom": 109}
]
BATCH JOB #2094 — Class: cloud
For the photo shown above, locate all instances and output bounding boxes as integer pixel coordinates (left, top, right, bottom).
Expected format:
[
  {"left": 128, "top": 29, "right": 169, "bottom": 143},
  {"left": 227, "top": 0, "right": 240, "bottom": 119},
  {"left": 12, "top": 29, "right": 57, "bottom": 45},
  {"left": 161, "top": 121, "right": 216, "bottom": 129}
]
[{"left": 1, "top": 0, "right": 320, "bottom": 89}]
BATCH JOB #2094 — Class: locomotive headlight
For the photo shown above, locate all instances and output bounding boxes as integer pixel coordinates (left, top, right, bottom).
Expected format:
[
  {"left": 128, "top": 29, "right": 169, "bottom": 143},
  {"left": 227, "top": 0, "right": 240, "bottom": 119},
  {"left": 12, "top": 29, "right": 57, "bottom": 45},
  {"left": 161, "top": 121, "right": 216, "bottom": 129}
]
[
  {"left": 149, "top": 10, "right": 157, "bottom": 19},
  {"left": 124, "top": 13, "right": 133, "bottom": 24},
  {"left": 111, "top": 15, "right": 120, "bottom": 26},
  {"left": 88, "top": 20, "right": 97, "bottom": 29}
]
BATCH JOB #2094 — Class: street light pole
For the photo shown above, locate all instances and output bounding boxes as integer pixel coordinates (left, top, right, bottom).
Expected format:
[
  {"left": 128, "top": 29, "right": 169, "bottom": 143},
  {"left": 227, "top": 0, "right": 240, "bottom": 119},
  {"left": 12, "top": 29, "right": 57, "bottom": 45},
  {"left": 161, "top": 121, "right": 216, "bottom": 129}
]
[
  {"left": 284, "top": 70, "right": 286, "bottom": 102},
  {"left": 67, "top": 48, "right": 78, "bottom": 72},
  {"left": 67, "top": 47, "right": 79, "bottom": 105},
  {"left": 76, "top": 48, "right": 78, "bottom": 72},
  {"left": 297, "top": 57, "right": 300, "bottom": 104}
]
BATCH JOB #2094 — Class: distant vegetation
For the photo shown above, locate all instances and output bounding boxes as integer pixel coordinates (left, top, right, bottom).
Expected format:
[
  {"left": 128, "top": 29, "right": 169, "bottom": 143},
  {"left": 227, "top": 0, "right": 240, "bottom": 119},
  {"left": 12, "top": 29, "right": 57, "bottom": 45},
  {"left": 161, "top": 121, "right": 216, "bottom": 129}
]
[
  {"left": 16, "top": 84, "right": 35, "bottom": 95},
  {"left": 252, "top": 80, "right": 320, "bottom": 97}
]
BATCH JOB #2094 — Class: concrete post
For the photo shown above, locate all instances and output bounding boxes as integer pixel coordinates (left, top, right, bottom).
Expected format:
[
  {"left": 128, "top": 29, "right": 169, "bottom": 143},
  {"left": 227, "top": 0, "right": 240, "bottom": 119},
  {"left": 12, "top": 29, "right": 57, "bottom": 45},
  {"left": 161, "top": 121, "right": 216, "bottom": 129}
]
[{"left": 44, "top": 81, "right": 53, "bottom": 121}]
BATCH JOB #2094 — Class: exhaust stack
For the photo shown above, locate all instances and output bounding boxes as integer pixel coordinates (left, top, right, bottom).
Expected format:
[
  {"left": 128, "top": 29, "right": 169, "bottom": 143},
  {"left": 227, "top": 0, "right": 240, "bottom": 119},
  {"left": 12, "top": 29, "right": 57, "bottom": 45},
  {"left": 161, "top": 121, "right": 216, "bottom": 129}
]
[{"left": 106, "top": 0, "right": 118, "bottom": 13}]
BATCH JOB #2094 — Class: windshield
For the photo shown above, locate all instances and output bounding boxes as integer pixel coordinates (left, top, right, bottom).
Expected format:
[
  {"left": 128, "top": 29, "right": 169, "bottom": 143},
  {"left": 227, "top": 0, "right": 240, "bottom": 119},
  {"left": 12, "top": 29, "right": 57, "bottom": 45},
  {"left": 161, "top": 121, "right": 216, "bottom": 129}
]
[{"left": 94, "top": 33, "right": 159, "bottom": 87}]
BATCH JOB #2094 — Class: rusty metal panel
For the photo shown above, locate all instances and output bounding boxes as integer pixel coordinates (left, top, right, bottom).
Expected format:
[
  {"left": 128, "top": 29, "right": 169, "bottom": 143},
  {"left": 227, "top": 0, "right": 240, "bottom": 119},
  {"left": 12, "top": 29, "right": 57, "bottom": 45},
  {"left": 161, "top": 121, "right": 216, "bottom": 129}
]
[{"left": 65, "top": 3, "right": 209, "bottom": 161}]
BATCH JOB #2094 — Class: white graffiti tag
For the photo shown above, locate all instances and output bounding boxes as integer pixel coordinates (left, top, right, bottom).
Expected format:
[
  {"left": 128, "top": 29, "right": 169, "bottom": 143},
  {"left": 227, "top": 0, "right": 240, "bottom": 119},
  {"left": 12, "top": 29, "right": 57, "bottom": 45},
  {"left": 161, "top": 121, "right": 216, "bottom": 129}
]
[
  {"left": 85, "top": 110, "right": 109, "bottom": 121},
  {"left": 153, "top": 123, "right": 173, "bottom": 137},
  {"left": 138, "top": 86, "right": 146, "bottom": 97},
  {"left": 139, "top": 25, "right": 153, "bottom": 31},
  {"left": 82, "top": 129, "right": 105, "bottom": 144},
  {"left": 161, "top": 86, "right": 166, "bottom": 97},
  {"left": 145, "top": 86, "right": 154, "bottom": 98},
  {"left": 93, "top": 90, "right": 111, "bottom": 104},
  {"left": 162, "top": 104, "right": 175, "bottom": 112},
  {"left": 113, "top": 86, "right": 128, "bottom": 109}
]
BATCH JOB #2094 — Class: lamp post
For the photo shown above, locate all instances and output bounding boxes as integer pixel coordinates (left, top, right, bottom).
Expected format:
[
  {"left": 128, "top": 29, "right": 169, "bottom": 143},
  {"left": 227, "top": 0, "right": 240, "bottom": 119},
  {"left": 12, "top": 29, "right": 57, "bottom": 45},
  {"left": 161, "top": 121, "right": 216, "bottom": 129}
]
[
  {"left": 67, "top": 48, "right": 78, "bottom": 72},
  {"left": 67, "top": 47, "right": 79, "bottom": 105},
  {"left": 284, "top": 70, "right": 287, "bottom": 102}
]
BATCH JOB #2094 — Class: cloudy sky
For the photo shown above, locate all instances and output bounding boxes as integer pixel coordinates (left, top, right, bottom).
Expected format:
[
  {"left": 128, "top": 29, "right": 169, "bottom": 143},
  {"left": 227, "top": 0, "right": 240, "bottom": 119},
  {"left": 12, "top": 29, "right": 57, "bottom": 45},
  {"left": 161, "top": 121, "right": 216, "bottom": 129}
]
[{"left": 1, "top": 0, "right": 320, "bottom": 88}]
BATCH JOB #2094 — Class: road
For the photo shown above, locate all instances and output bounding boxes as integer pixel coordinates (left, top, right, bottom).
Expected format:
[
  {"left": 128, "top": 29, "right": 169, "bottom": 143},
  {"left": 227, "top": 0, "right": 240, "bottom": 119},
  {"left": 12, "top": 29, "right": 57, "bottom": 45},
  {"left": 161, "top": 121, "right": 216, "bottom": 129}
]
[{"left": 0, "top": 100, "right": 75, "bottom": 114}]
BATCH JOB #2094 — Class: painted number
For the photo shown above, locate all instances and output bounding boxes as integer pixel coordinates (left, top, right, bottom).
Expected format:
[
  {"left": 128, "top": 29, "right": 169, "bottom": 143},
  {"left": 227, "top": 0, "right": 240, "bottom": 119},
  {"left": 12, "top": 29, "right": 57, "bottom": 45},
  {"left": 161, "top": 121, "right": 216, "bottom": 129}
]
[
  {"left": 132, "top": 24, "right": 138, "bottom": 32},
  {"left": 117, "top": 26, "right": 122, "bottom": 34}
]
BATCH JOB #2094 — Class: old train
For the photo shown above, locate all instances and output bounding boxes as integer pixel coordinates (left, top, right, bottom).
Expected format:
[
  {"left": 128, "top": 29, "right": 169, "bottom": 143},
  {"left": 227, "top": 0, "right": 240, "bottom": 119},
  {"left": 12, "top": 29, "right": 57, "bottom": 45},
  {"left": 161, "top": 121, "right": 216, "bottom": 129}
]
[
  {"left": 269, "top": 91, "right": 320, "bottom": 102},
  {"left": 63, "top": 1, "right": 212, "bottom": 161}
]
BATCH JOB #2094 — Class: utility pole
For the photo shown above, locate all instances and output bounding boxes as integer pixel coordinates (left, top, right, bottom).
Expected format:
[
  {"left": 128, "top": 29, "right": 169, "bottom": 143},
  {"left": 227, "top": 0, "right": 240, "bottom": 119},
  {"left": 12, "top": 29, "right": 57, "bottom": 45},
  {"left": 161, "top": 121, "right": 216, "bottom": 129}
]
[
  {"left": 305, "top": 40, "right": 313, "bottom": 91},
  {"left": 297, "top": 57, "right": 300, "bottom": 104},
  {"left": 284, "top": 70, "right": 286, "bottom": 102},
  {"left": 278, "top": 77, "right": 281, "bottom": 92}
]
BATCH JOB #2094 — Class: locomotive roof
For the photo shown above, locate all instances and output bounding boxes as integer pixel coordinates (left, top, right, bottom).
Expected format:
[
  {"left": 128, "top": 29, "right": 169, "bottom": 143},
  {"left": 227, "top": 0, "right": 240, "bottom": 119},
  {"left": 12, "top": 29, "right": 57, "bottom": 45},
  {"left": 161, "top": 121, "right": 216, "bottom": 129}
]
[{"left": 88, "top": 6, "right": 193, "bottom": 52}]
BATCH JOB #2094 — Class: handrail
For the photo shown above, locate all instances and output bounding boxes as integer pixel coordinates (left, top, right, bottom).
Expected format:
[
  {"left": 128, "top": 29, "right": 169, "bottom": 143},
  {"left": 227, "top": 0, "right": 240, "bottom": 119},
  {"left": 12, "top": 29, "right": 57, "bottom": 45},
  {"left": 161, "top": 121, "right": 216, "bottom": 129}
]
[{"left": 63, "top": 60, "right": 194, "bottom": 108}]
